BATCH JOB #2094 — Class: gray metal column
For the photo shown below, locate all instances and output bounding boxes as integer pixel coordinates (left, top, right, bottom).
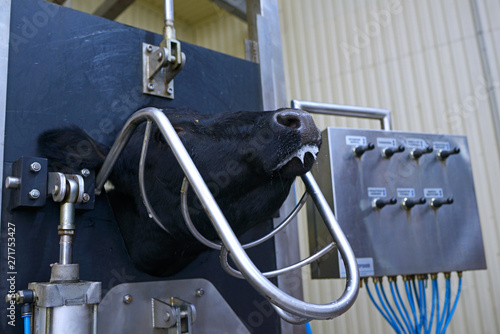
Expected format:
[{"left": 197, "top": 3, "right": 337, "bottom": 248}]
[
  {"left": 246, "top": 2, "right": 306, "bottom": 333},
  {"left": 0, "top": 0, "right": 11, "bottom": 243}
]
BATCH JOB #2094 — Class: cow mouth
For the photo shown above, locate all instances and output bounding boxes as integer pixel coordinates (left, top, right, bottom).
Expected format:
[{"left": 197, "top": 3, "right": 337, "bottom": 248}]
[{"left": 273, "top": 144, "right": 319, "bottom": 173}]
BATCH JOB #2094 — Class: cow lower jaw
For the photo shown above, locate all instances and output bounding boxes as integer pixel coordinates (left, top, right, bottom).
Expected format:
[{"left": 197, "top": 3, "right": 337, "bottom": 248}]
[{"left": 273, "top": 144, "right": 319, "bottom": 172}]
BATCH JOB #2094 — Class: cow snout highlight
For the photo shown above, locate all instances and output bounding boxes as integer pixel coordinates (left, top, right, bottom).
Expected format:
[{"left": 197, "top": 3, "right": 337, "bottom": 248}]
[{"left": 274, "top": 109, "right": 321, "bottom": 145}]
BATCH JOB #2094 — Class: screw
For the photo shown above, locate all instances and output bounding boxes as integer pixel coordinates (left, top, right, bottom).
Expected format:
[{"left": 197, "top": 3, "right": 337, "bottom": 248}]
[
  {"left": 158, "top": 52, "right": 163, "bottom": 61},
  {"left": 167, "top": 87, "right": 173, "bottom": 95},
  {"left": 147, "top": 83, "right": 155, "bottom": 91},
  {"left": 30, "top": 162, "right": 41, "bottom": 172},
  {"left": 28, "top": 189, "right": 40, "bottom": 199},
  {"left": 163, "top": 312, "right": 171, "bottom": 321},
  {"left": 123, "top": 294, "right": 132, "bottom": 304},
  {"left": 81, "top": 169, "right": 90, "bottom": 177},
  {"left": 146, "top": 45, "right": 153, "bottom": 52},
  {"left": 82, "top": 193, "right": 90, "bottom": 203},
  {"left": 195, "top": 288, "right": 205, "bottom": 297}
]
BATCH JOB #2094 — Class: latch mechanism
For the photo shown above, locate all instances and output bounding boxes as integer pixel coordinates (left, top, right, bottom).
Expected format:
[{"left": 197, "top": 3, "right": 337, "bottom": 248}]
[{"left": 152, "top": 297, "right": 195, "bottom": 333}]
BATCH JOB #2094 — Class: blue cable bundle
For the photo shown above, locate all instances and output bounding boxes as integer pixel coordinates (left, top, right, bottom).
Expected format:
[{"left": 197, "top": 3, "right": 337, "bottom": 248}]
[{"left": 366, "top": 273, "right": 462, "bottom": 334}]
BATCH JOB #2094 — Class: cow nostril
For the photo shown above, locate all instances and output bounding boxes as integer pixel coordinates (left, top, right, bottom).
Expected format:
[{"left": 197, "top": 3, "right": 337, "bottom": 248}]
[{"left": 276, "top": 113, "right": 301, "bottom": 130}]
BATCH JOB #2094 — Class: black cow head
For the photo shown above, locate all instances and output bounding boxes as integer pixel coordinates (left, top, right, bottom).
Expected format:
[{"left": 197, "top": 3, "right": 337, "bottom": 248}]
[{"left": 39, "top": 108, "right": 321, "bottom": 276}]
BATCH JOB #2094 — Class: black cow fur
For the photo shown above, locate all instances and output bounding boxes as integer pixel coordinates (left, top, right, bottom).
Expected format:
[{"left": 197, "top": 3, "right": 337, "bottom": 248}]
[{"left": 38, "top": 108, "right": 321, "bottom": 276}]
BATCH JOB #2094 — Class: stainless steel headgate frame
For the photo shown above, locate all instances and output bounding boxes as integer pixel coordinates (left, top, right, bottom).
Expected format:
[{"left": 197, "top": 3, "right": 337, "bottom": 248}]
[{"left": 94, "top": 107, "right": 360, "bottom": 323}]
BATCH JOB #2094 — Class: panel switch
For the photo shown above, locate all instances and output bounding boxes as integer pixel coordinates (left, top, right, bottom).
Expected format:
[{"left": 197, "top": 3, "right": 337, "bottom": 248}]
[
  {"left": 438, "top": 147, "right": 460, "bottom": 160},
  {"left": 430, "top": 197, "right": 454, "bottom": 208},
  {"left": 411, "top": 147, "right": 433, "bottom": 159},
  {"left": 372, "top": 197, "right": 397, "bottom": 209},
  {"left": 402, "top": 197, "right": 426, "bottom": 210},
  {"left": 382, "top": 145, "right": 405, "bottom": 158},
  {"left": 353, "top": 142, "right": 375, "bottom": 157}
]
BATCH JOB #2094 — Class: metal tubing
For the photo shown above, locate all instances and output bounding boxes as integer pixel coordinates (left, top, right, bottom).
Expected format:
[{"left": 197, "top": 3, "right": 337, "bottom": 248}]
[
  {"left": 59, "top": 234, "right": 73, "bottom": 265},
  {"left": 164, "top": 0, "right": 175, "bottom": 39},
  {"left": 291, "top": 100, "right": 392, "bottom": 131},
  {"left": 95, "top": 107, "right": 360, "bottom": 319}
]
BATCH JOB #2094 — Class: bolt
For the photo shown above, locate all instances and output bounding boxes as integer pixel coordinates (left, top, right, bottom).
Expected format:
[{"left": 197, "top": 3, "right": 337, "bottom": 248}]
[
  {"left": 167, "top": 87, "right": 173, "bottom": 95},
  {"left": 146, "top": 45, "right": 153, "bottom": 52},
  {"left": 53, "top": 185, "right": 60, "bottom": 195},
  {"left": 123, "top": 294, "right": 132, "bottom": 304},
  {"left": 28, "top": 189, "right": 40, "bottom": 200},
  {"left": 158, "top": 52, "right": 163, "bottom": 61},
  {"left": 30, "top": 162, "right": 41, "bottom": 172},
  {"left": 5, "top": 176, "right": 20, "bottom": 189},
  {"left": 81, "top": 168, "right": 90, "bottom": 177},
  {"left": 82, "top": 193, "right": 90, "bottom": 203},
  {"left": 163, "top": 312, "right": 171, "bottom": 322},
  {"left": 147, "top": 83, "right": 155, "bottom": 91},
  {"left": 195, "top": 288, "right": 205, "bottom": 297}
]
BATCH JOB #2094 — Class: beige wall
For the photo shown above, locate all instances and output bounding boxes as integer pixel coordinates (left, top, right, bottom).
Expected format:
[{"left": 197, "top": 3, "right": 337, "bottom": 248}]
[{"left": 63, "top": 1, "right": 500, "bottom": 333}]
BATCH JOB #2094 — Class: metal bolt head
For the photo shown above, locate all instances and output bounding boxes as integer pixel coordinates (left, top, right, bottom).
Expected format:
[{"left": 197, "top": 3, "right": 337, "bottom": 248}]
[
  {"left": 123, "top": 294, "right": 132, "bottom": 304},
  {"left": 146, "top": 44, "right": 153, "bottom": 52},
  {"left": 82, "top": 193, "right": 90, "bottom": 203},
  {"left": 30, "top": 162, "right": 41, "bottom": 172},
  {"left": 147, "top": 83, "right": 155, "bottom": 91},
  {"left": 195, "top": 288, "right": 205, "bottom": 297},
  {"left": 167, "top": 87, "right": 173, "bottom": 95},
  {"left": 28, "top": 189, "right": 40, "bottom": 199},
  {"left": 81, "top": 168, "right": 90, "bottom": 177},
  {"left": 158, "top": 52, "right": 163, "bottom": 60},
  {"left": 163, "top": 312, "right": 171, "bottom": 322},
  {"left": 5, "top": 176, "right": 21, "bottom": 189}
]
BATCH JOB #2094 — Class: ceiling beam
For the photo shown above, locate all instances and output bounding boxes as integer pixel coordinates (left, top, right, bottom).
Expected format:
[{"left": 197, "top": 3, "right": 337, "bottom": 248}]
[
  {"left": 93, "top": 0, "right": 136, "bottom": 20},
  {"left": 208, "top": 0, "right": 246, "bottom": 21}
]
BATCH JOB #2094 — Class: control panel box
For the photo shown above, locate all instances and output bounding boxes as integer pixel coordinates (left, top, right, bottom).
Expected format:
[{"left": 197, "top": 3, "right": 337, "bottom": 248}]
[{"left": 307, "top": 127, "right": 487, "bottom": 278}]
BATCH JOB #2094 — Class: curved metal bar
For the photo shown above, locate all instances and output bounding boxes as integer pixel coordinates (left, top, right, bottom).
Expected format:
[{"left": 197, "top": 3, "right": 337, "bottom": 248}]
[
  {"left": 271, "top": 304, "right": 311, "bottom": 325},
  {"left": 94, "top": 107, "right": 360, "bottom": 320},
  {"left": 181, "top": 177, "right": 308, "bottom": 250},
  {"left": 220, "top": 242, "right": 336, "bottom": 279},
  {"left": 138, "top": 120, "right": 170, "bottom": 234},
  {"left": 291, "top": 100, "right": 392, "bottom": 131}
]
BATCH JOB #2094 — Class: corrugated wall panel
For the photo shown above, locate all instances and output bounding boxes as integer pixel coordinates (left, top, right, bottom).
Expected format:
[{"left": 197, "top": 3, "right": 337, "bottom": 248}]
[{"left": 280, "top": 1, "right": 500, "bottom": 333}]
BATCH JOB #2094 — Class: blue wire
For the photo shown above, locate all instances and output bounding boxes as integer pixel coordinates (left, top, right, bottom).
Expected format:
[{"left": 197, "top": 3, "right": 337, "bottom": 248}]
[
  {"left": 375, "top": 282, "right": 403, "bottom": 333},
  {"left": 409, "top": 280, "right": 422, "bottom": 331},
  {"left": 395, "top": 282, "right": 416, "bottom": 334},
  {"left": 391, "top": 281, "right": 415, "bottom": 334},
  {"left": 426, "top": 279, "right": 437, "bottom": 334},
  {"left": 419, "top": 280, "right": 427, "bottom": 334},
  {"left": 366, "top": 280, "right": 397, "bottom": 327},
  {"left": 405, "top": 280, "right": 419, "bottom": 332},
  {"left": 380, "top": 281, "right": 407, "bottom": 334},
  {"left": 440, "top": 276, "right": 462, "bottom": 334},
  {"left": 437, "top": 277, "right": 450, "bottom": 333},
  {"left": 22, "top": 314, "right": 31, "bottom": 334},
  {"left": 306, "top": 322, "right": 313, "bottom": 334},
  {"left": 435, "top": 278, "right": 440, "bottom": 334},
  {"left": 412, "top": 279, "right": 421, "bottom": 306}
]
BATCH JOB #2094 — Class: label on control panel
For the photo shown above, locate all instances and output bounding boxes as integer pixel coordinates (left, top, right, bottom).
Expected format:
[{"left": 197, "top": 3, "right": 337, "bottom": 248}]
[
  {"left": 397, "top": 188, "right": 415, "bottom": 198},
  {"left": 433, "top": 142, "right": 450, "bottom": 150},
  {"left": 406, "top": 138, "right": 426, "bottom": 148},
  {"left": 339, "top": 254, "right": 374, "bottom": 278},
  {"left": 377, "top": 137, "right": 397, "bottom": 147},
  {"left": 345, "top": 135, "right": 367, "bottom": 146},
  {"left": 368, "top": 187, "right": 387, "bottom": 197},
  {"left": 424, "top": 188, "right": 444, "bottom": 198}
]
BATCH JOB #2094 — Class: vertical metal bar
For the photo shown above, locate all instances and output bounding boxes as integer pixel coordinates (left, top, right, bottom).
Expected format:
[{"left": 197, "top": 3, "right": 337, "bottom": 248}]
[
  {"left": 164, "top": 0, "right": 175, "bottom": 39},
  {"left": 59, "top": 234, "right": 73, "bottom": 265},
  {"left": 0, "top": 0, "right": 11, "bottom": 253},
  {"left": 247, "top": 1, "right": 305, "bottom": 333}
]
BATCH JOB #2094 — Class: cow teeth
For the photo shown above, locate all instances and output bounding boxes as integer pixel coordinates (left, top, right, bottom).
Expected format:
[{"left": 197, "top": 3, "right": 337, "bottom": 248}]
[{"left": 274, "top": 144, "right": 319, "bottom": 171}]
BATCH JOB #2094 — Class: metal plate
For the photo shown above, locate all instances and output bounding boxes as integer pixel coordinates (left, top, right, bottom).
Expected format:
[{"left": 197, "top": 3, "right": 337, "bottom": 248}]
[
  {"left": 98, "top": 279, "right": 250, "bottom": 334},
  {"left": 308, "top": 127, "right": 487, "bottom": 278}
]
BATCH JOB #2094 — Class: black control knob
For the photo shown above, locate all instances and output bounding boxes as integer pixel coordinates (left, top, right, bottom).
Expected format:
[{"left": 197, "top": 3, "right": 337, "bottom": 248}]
[
  {"left": 411, "top": 147, "right": 433, "bottom": 159},
  {"left": 430, "top": 197, "right": 454, "bottom": 208},
  {"left": 402, "top": 197, "right": 426, "bottom": 210},
  {"left": 353, "top": 142, "right": 375, "bottom": 157},
  {"left": 438, "top": 147, "right": 460, "bottom": 160},
  {"left": 372, "top": 197, "right": 397, "bottom": 209},
  {"left": 382, "top": 145, "right": 405, "bottom": 158}
]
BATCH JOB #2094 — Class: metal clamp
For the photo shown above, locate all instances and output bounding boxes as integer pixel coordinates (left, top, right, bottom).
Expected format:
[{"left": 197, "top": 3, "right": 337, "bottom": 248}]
[
  {"left": 152, "top": 297, "right": 195, "bottom": 333},
  {"left": 94, "top": 107, "right": 360, "bottom": 321}
]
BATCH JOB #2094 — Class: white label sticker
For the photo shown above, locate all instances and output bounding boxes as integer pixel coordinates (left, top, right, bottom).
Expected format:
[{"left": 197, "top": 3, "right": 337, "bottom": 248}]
[
  {"left": 406, "top": 138, "right": 425, "bottom": 149},
  {"left": 424, "top": 188, "right": 444, "bottom": 198},
  {"left": 397, "top": 188, "right": 415, "bottom": 198},
  {"left": 377, "top": 137, "right": 397, "bottom": 148},
  {"left": 346, "top": 135, "right": 367, "bottom": 146},
  {"left": 339, "top": 255, "right": 374, "bottom": 278},
  {"left": 368, "top": 187, "right": 386, "bottom": 197},
  {"left": 433, "top": 142, "right": 450, "bottom": 151}
]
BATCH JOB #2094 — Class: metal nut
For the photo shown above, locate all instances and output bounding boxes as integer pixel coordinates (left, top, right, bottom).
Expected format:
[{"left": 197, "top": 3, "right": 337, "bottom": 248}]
[
  {"left": 30, "top": 162, "right": 42, "bottom": 172},
  {"left": 123, "top": 294, "right": 132, "bottom": 304},
  {"left": 167, "top": 87, "right": 173, "bottom": 95},
  {"left": 195, "top": 288, "right": 205, "bottom": 297},
  {"left": 158, "top": 52, "right": 163, "bottom": 60},
  {"left": 82, "top": 193, "right": 90, "bottom": 203},
  {"left": 146, "top": 44, "right": 153, "bottom": 52},
  {"left": 81, "top": 169, "right": 90, "bottom": 177},
  {"left": 28, "top": 189, "right": 40, "bottom": 199},
  {"left": 147, "top": 83, "right": 155, "bottom": 91}
]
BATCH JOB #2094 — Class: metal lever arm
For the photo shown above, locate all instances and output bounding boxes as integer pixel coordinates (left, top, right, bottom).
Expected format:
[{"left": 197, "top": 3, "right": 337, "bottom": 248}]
[{"left": 95, "top": 107, "right": 359, "bottom": 320}]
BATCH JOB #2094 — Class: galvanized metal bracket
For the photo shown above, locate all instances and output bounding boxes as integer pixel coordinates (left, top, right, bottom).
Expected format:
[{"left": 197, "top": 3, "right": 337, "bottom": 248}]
[
  {"left": 4, "top": 157, "right": 48, "bottom": 209},
  {"left": 152, "top": 297, "right": 195, "bottom": 333},
  {"left": 142, "top": 40, "right": 186, "bottom": 99}
]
